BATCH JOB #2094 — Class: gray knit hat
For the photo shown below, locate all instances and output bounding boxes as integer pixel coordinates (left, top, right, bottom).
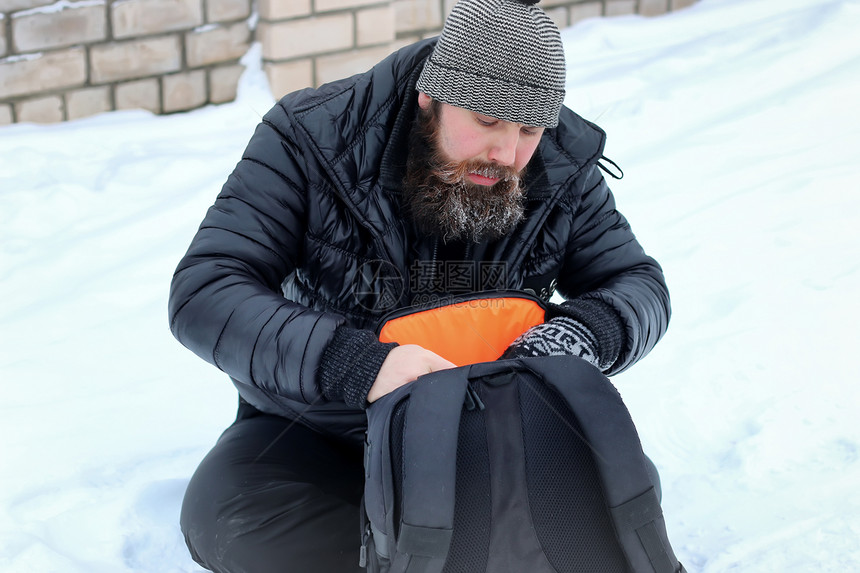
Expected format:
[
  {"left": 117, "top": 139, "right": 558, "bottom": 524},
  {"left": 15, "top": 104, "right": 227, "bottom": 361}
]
[{"left": 416, "top": 0, "right": 566, "bottom": 128}]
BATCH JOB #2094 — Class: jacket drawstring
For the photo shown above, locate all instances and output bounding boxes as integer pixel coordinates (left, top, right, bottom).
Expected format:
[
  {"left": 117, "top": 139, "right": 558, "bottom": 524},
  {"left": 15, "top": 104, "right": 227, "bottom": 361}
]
[{"left": 597, "top": 155, "right": 624, "bottom": 180}]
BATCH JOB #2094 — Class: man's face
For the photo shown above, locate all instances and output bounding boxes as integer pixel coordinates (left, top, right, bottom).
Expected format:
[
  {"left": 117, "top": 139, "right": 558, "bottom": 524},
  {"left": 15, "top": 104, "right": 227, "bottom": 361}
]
[
  {"left": 403, "top": 94, "right": 546, "bottom": 243},
  {"left": 418, "top": 92, "right": 545, "bottom": 184}
]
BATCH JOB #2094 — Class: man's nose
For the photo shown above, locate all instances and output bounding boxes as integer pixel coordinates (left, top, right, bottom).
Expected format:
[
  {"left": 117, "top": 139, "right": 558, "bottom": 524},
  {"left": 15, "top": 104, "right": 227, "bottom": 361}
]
[{"left": 487, "top": 127, "right": 519, "bottom": 167}]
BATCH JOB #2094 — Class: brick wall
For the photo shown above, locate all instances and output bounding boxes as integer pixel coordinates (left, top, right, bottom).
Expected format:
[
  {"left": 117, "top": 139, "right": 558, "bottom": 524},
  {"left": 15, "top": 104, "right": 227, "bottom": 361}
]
[
  {"left": 258, "top": 0, "right": 698, "bottom": 99},
  {"left": 1, "top": 0, "right": 698, "bottom": 125},
  {"left": 0, "top": 0, "right": 252, "bottom": 125},
  {"left": 257, "top": 0, "right": 397, "bottom": 96}
]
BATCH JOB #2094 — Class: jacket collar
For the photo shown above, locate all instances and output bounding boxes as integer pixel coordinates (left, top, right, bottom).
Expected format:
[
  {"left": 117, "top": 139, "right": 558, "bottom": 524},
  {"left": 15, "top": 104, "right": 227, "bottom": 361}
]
[
  {"left": 378, "top": 66, "right": 424, "bottom": 194},
  {"left": 288, "top": 37, "right": 607, "bottom": 241}
]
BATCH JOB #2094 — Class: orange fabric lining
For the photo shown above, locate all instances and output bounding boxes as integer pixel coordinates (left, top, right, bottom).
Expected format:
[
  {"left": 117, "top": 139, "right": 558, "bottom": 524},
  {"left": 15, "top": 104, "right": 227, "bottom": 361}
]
[{"left": 378, "top": 297, "right": 546, "bottom": 366}]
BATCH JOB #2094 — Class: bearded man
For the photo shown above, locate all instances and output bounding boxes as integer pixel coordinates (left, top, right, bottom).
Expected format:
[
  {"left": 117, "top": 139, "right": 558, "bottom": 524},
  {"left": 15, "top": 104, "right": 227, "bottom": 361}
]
[{"left": 169, "top": 0, "right": 671, "bottom": 571}]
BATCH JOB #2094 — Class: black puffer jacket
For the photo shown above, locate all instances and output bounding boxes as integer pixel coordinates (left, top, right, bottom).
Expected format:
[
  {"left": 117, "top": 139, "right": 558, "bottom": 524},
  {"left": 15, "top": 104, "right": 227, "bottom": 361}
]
[{"left": 168, "top": 39, "right": 669, "bottom": 442}]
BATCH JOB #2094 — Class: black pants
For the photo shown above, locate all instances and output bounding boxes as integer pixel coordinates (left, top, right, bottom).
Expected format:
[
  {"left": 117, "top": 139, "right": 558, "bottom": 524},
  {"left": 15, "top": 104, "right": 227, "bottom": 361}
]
[
  {"left": 180, "top": 400, "right": 366, "bottom": 573},
  {"left": 181, "top": 400, "right": 663, "bottom": 573}
]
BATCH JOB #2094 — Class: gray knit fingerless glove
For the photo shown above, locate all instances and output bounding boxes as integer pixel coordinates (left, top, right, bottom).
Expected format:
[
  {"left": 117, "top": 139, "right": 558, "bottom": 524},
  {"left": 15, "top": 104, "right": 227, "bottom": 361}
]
[
  {"left": 501, "top": 316, "right": 609, "bottom": 370},
  {"left": 319, "top": 327, "right": 398, "bottom": 409}
]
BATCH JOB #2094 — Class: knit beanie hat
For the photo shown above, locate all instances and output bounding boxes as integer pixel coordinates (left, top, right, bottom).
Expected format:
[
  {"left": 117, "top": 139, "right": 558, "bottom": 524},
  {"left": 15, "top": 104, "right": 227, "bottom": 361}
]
[{"left": 416, "top": 0, "right": 566, "bottom": 128}]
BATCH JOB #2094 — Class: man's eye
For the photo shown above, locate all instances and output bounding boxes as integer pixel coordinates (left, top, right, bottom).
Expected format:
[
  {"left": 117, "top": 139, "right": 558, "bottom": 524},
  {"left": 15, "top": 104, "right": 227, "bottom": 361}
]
[
  {"left": 476, "top": 117, "right": 496, "bottom": 127},
  {"left": 521, "top": 128, "right": 538, "bottom": 136}
]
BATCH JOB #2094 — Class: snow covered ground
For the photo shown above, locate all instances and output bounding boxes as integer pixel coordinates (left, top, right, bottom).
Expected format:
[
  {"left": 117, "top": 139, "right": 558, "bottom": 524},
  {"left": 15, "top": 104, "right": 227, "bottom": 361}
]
[{"left": 2, "top": 0, "right": 859, "bottom": 570}]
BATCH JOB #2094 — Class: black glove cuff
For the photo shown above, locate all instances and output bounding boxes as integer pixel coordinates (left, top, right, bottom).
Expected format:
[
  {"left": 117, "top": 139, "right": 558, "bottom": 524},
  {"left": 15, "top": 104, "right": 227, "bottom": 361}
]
[
  {"left": 550, "top": 298, "right": 625, "bottom": 370},
  {"left": 319, "top": 327, "right": 398, "bottom": 409}
]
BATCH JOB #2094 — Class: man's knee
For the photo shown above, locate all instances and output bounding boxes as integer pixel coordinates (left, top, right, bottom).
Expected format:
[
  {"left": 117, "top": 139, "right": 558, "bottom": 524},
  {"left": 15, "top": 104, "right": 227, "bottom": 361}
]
[
  {"left": 179, "top": 456, "right": 234, "bottom": 572},
  {"left": 179, "top": 416, "right": 365, "bottom": 573},
  {"left": 644, "top": 454, "right": 662, "bottom": 503},
  {"left": 181, "top": 466, "right": 362, "bottom": 573}
]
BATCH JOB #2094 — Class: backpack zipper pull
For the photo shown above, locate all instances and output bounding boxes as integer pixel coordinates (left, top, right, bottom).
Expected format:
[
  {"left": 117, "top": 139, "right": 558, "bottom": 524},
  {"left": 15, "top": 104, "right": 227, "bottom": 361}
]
[
  {"left": 359, "top": 523, "right": 370, "bottom": 567},
  {"left": 464, "top": 383, "right": 485, "bottom": 411}
]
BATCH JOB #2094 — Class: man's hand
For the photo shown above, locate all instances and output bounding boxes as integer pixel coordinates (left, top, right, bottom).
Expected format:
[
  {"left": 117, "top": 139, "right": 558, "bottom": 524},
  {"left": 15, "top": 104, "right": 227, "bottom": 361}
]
[
  {"left": 501, "top": 316, "right": 608, "bottom": 371},
  {"left": 367, "top": 344, "right": 456, "bottom": 403}
]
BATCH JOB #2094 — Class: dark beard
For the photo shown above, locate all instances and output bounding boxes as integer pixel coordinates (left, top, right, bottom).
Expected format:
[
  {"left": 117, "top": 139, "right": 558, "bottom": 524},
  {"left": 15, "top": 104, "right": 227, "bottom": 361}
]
[{"left": 402, "top": 104, "right": 527, "bottom": 243}]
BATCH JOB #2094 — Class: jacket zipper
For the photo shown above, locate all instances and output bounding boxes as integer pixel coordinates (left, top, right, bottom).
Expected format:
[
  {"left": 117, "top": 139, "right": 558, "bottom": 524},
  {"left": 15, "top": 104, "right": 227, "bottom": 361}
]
[{"left": 429, "top": 236, "right": 439, "bottom": 294}]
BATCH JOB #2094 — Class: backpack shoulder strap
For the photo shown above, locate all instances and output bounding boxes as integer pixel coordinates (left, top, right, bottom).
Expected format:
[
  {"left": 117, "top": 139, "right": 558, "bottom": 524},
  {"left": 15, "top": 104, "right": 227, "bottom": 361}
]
[
  {"left": 522, "top": 356, "right": 684, "bottom": 573},
  {"left": 611, "top": 487, "right": 685, "bottom": 573},
  {"left": 394, "top": 368, "right": 470, "bottom": 571}
]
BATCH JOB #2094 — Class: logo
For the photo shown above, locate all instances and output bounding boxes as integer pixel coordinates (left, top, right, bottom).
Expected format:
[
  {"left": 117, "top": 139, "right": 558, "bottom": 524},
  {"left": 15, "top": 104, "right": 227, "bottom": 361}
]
[{"left": 353, "top": 260, "right": 405, "bottom": 312}]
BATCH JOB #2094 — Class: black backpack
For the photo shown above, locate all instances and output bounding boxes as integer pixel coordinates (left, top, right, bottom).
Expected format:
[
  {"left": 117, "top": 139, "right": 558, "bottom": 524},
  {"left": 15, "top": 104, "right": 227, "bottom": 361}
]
[{"left": 360, "top": 356, "right": 686, "bottom": 573}]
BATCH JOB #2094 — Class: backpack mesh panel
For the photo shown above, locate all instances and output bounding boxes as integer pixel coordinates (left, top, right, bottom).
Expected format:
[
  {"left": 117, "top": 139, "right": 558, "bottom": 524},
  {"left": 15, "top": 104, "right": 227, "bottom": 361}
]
[
  {"left": 519, "top": 379, "right": 630, "bottom": 573},
  {"left": 442, "top": 408, "right": 492, "bottom": 573}
]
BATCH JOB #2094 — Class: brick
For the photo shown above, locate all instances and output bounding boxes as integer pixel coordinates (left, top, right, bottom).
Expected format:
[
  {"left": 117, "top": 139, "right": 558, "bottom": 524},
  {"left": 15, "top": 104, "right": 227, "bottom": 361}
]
[
  {"left": 0, "top": 15, "right": 6, "bottom": 57},
  {"left": 163, "top": 69, "right": 207, "bottom": 112},
  {"left": 605, "top": 0, "right": 636, "bottom": 17},
  {"left": 209, "top": 63, "right": 244, "bottom": 103},
  {"left": 115, "top": 78, "right": 160, "bottom": 113},
  {"left": 357, "top": 5, "right": 395, "bottom": 47},
  {"left": 66, "top": 86, "right": 111, "bottom": 120},
  {"left": 316, "top": 0, "right": 381, "bottom": 12},
  {"left": 670, "top": 0, "right": 697, "bottom": 9},
  {"left": 12, "top": 2, "right": 105, "bottom": 53},
  {"left": 186, "top": 21, "right": 250, "bottom": 68},
  {"left": 258, "top": 14, "right": 353, "bottom": 60},
  {"left": 15, "top": 94, "right": 63, "bottom": 123},
  {"left": 90, "top": 36, "right": 181, "bottom": 83},
  {"left": 258, "top": 0, "right": 310, "bottom": 20},
  {"left": 394, "top": 0, "right": 442, "bottom": 35},
  {"left": 264, "top": 59, "right": 312, "bottom": 98},
  {"left": 0, "top": 48, "right": 86, "bottom": 99},
  {"left": 570, "top": 1, "right": 603, "bottom": 24},
  {"left": 639, "top": 0, "right": 668, "bottom": 16},
  {"left": 206, "top": 0, "right": 250, "bottom": 23},
  {"left": 544, "top": 6, "right": 568, "bottom": 29},
  {"left": 316, "top": 44, "right": 393, "bottom": 86},
  {"left": 0, "top": 0, "right": 52, "bottom": 12},
  {"left": 111, "top": 0, "right": 203, "bottom": 39},
  {"left": 0, "top": 103, "right": 12, "bottom": 124}
]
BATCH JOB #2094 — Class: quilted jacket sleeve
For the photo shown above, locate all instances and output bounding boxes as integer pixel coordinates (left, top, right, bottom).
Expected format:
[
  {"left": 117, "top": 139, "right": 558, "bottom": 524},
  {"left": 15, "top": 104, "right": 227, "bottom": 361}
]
[
  {"left": 556, "top": 164, "right": 671, "bottom": 375},
  {"left": 168, "top": 102, "right": 345, "bottom": 404}
]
